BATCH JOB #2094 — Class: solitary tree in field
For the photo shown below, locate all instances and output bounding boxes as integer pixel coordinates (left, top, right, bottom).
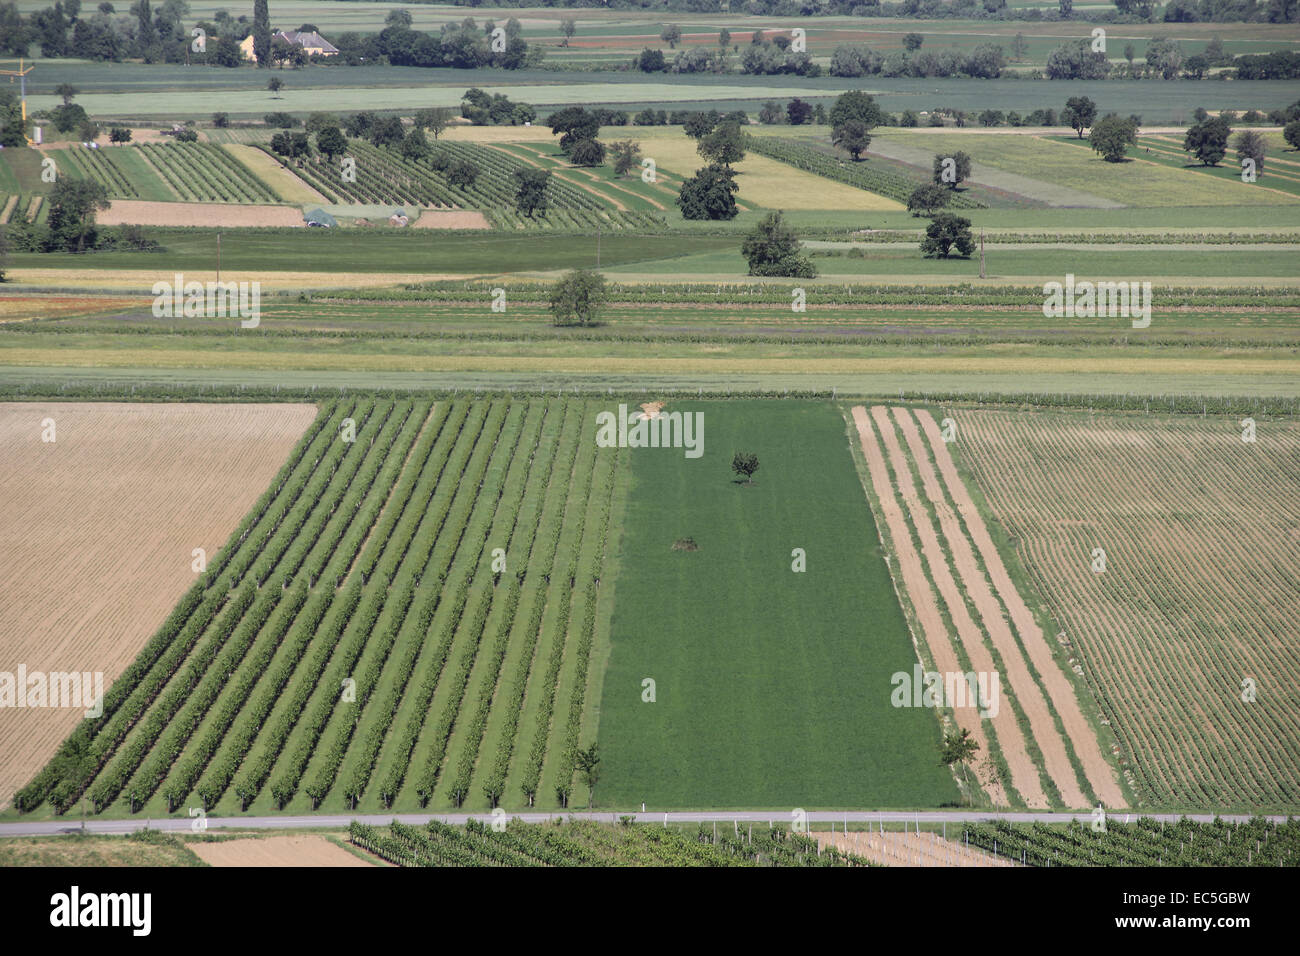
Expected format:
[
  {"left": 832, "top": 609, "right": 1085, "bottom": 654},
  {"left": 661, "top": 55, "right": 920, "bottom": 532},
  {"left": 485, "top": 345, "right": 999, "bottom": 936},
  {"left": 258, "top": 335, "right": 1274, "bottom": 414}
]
[
  {"left": 731, "top": 451, "right": 760, "bottom": 484},
  {"left": 55, "top": 83, "right": 78, "bottom": 106},
  {"left": 1234, "top": 129, "right": 1266, "bottom": 173},
  {"left": 414, "top": 106, "right": 452, "bottom": 140},
  {"left": 920, "top": 213, "right": 975, "bottom": 259},
  {"left": 609, "top": 139, "right": 642, "bottom": 178},
  {"left": 576, "top": 743, "right": 601, "bottom": 809},
  {"left": 1061, "top": 96, "right": 1097, "bottom": 139},
  {"left": 932, "top": 150, "right": 972, "bottom": 189},
  {"left": 268, "top": 76, "right": 283, "bottom": 96},
  {"left": 697, "top": 122, "right": 747, "bottom": 166},
  {"left": 109, "top": 126, "right": 132, "bottom": 143},
  {"left": 832, "top": 119, "right": 871, "bottom": 160},
  {"left": 1011, "top": 33, "right": 1027, "bottom": 62},
  {"left": 907, "top": 183, "right": 951, "bottom": 217},
  {"left": 560, "top": 16, "right": 576, "bottom": 48},
  {"left": 514, "top": 167, "right": 551, "bottom": 218},
  {"left": 549, "top": 269, "right": 608, "bottom": 326},
  {"left": 661, "top": 23, "right": 682, "bottom": 49},
  {"left": 676, "top": 165, "right": 738, "bottom": 220},
  {"left": 902, "top": 32, "right": 923, "bottom": 52},
  {"left": 1184, "top": 115, "right": 1231, "bottom": 166},
  {"left": 941, "top": 726, "right": 981, "bottom": 804},
  {"left": 315, "top": 125, "right": 347, "bottom": 162},
  {"left": 1089, "top": 114, "right": 1138, "bottom": 163},
  {"left": 742, "top": 211, "right": 816, "bottom": 277}
]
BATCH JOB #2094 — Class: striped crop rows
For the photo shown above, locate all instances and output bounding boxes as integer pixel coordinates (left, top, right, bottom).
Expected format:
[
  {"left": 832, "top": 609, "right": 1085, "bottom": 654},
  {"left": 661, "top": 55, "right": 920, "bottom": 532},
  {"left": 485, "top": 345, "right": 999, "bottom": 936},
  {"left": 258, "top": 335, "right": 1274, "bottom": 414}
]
[
  {"left": 136, "top": 143, "right": 279, "bottom": 203},
  {"left": 349, "top": 819, "right": 869, "bottom": 867},
  {"left": 57, "top": 148, "right": 139, "bottom": 199},
  {"left": 955, "top": 409, "right": 1300, "bottom": 810},
  {"left": 17, "top": 398, "right": 625, "bottom": 818}
]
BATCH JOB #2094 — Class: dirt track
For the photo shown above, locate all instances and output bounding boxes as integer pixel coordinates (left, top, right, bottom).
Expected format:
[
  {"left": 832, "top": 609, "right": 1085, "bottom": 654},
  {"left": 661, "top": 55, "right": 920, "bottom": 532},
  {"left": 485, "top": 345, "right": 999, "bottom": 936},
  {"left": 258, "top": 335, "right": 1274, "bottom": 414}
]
[
  {"left": 892, "top": 407, "right": 1089, "bottom": 809},
  {"left": 190, "top": 835, "right": 375, "bottom": 867},
  {"left": 850, "top": 406, "right": 1009, "bottom": 808},
  {"left": 918, "top": 410, "right": 1124, "bottom": 808},
  {"left": 0, "top": 402, "right": 316, "bottom": 809}
]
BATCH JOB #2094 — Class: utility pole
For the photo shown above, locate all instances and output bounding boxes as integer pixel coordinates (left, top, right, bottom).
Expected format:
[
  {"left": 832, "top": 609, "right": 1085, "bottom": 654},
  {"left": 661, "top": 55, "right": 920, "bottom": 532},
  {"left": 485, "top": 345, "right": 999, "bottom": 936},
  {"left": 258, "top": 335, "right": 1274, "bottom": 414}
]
[{"left": 979, "top": 227, "right": 985, "bottom": 279}]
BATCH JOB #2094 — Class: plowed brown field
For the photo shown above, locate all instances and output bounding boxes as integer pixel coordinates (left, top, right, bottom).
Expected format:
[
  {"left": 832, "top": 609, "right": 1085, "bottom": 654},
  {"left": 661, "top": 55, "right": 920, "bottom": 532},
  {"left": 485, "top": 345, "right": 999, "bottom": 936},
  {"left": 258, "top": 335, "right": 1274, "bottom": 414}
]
[{"left": 0, "top": 402, "right": 316, "bottom": 808}]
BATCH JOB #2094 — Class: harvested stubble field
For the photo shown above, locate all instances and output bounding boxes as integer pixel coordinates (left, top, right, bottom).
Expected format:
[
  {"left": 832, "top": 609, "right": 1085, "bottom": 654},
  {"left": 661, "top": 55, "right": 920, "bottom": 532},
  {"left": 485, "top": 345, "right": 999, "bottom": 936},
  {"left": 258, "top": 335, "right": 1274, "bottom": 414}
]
[
  {"left": 0, "top": 402, "right": 317, "bottom": 809},
  {"left": 849, "top": 405, "right": 1124, "bottom": 810},
  {"left": 951, "top": 409, "right": 1300, "bottom": 810},
  {"left": 97, "top": 201, "right": 305, "bottom": 228}
]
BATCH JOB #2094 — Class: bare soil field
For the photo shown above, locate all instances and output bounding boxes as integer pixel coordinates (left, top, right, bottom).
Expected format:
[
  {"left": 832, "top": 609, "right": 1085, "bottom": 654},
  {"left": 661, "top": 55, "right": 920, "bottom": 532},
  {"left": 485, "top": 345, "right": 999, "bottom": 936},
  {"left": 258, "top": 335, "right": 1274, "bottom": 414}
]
[
  {"left": 0, "top": 402, "right": 317, "bottom": 808},
  {"left": 812, "top": 829, "right": 1018, "bottom": 867},
  {"left": 953, "top": 409, "right": 1300, "bottom": 809},
  {"left": 190, "top": 834, "right": 375, "bottom": 867},
  {"left": 98, "top": 201, "right": 304, "bottom": 227},
  {"left": 0, "top": 833, "right": 204, "bottom": 867},
  {"left": 411, "top": 209, "right": 492, "bottom": 229}
]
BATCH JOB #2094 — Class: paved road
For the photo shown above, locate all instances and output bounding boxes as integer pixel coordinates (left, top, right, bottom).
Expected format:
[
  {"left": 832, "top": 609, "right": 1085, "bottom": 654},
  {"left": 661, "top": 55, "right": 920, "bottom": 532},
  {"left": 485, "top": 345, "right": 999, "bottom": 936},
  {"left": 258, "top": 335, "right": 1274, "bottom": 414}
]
[{"left": 0, "top": 809, "right": 1289, "bottom": 838}]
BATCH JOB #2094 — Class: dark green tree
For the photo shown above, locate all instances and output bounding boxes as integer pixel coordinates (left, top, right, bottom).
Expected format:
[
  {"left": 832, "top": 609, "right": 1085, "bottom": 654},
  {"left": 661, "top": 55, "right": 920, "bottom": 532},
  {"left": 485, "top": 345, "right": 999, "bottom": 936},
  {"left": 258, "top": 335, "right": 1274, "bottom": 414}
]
[
  {"left": 46, "top": 178, "right": 110, "bottom": 253},
  {"left": 1184, "top": 115, "right": 1231, "bottom": 166},
  {"left": 549, "top": 269, "right": 608, "bottom": 326},
  {"left": 676, "top": 165, "right": 738, "bottom": 220},
  {"left": 741, "top": 210, "right": 816, "bottom": 278},
  {"left": 252, "top": 0, "right": 271, "bottom": 68},
  {"left": 920, "top": 213, "right": 975, "bottom": 259},
  {"left": 832, "top": 119, "right": 871, "bottom": 160},
  {"left": 1089, "top": 114, "right": 1138, "bottom": 162},
  {"left": 731, "top": 451, "right": 760, "bottom": 484},
  {"left": 514, "top": 167, "right": 550, "bottom": 218},
  {"left": 1061, "top": 95, "right": 1098, "bottom": 139}
]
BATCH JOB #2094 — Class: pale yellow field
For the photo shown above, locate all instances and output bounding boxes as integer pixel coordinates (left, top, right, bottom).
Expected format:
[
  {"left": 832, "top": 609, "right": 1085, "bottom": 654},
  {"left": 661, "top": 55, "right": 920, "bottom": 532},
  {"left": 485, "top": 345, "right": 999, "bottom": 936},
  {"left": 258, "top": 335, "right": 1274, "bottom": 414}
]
[
  {"left": 439, "top": 124, "right": 559, "bottom": 143},
  {"left": 222, "top": 144, "right": 328, "bottom": 203},
  {"left": 631, "top": 129, "right": 904, "bottom": 211},
  {"left": 1, "top": 346, "right": 1294, "bottom": 379}
]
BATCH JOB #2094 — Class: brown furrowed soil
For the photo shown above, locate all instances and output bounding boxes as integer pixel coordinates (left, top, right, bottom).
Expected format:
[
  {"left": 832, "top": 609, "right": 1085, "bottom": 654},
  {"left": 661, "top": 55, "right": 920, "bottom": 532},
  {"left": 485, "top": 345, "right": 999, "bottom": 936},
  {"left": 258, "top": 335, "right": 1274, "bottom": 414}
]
[
  {"left": 849, "top": 405, "right": 1009, "bottom": 808},
  {"left": 98, "top": 201, "right": 304, "bottom": 227},
  {"left": 916, "top": 409, "right": 1124, "bottom": 809},
  {"left": 0, "top": 402, "right": 316, "bottom": 808},
  {"left": 892, "top": 407, "right": 1092, "bottom": 809},
  {"left": 411, "top": 209, "right": 492, "bottom": 229},
  {"left": 866, "top": 405, "right": 1048, "bottom": 809},
  {"left": 811, "top": 829, "right": 1018, "bottom": 867},
  {"left": 190, "top": 834, "right": 375, "bottom": 867},
  {"left": 951, "top": 409, "right": 1300, "bottom": 809}
]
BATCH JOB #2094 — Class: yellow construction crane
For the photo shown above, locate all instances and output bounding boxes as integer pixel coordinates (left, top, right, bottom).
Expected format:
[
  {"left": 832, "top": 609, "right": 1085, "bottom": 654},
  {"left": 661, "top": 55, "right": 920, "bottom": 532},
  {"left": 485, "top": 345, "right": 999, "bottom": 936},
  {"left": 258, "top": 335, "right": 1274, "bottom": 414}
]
[{"left": 0, "top": 59, "right": 34, "bottom": 143}]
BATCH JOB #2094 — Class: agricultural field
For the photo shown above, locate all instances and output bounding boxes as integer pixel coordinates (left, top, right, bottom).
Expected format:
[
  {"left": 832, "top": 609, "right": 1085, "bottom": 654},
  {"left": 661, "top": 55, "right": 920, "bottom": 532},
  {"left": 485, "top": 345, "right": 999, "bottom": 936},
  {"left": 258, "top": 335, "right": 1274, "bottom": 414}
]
[
  {"left": 5, "top": 397, "right": 624, "bottom": 818},
  {"left": 951, "top": 408, "right": 1300, "bottom": 811},
  {"left": 349, "top": 818, "right": 870, "bottom": 866},
  {"left": 0, "top": 402, "right": 317, "bottom": 809},
  {"left": 1, "top": 1, "right": 1299, "bottom": 893}
]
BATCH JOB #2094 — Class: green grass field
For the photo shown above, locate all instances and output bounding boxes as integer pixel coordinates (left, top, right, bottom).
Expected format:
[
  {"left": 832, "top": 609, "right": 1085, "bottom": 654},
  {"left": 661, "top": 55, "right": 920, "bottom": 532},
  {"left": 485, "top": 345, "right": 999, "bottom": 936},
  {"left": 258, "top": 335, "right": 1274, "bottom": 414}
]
[{"left": 594, "top": 400, "right": 960, "bottom": 808}]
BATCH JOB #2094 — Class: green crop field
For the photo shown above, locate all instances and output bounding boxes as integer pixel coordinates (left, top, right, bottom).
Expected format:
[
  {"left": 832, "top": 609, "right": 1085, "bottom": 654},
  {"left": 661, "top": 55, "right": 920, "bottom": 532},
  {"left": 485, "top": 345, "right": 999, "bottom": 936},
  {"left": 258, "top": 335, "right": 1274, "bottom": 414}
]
[
  {"left": 595, "top": 400, "right": 959, "bottom": 808},
  {"left": 9, "top": 396, "right": 626, "bottom": 818}
]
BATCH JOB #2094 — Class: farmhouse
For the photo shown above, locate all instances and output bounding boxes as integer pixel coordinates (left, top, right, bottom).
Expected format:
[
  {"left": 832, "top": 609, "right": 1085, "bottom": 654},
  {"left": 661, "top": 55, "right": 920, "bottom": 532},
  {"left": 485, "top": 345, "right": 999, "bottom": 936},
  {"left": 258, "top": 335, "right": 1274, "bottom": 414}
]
[{"left": 240, "top": 30, "right": 339, "bottom": 63}]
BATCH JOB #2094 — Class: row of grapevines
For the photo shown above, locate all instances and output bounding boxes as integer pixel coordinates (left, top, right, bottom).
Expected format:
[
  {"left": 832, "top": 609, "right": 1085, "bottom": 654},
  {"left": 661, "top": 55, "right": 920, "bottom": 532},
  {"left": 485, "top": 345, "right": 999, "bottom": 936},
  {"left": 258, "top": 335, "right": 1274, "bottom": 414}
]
[
  {"left": 519, "top": 404, "right": 597, "bottom": 805},
  {"left": 267, "top": 402, "right": 510, "bottom": 808}
]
